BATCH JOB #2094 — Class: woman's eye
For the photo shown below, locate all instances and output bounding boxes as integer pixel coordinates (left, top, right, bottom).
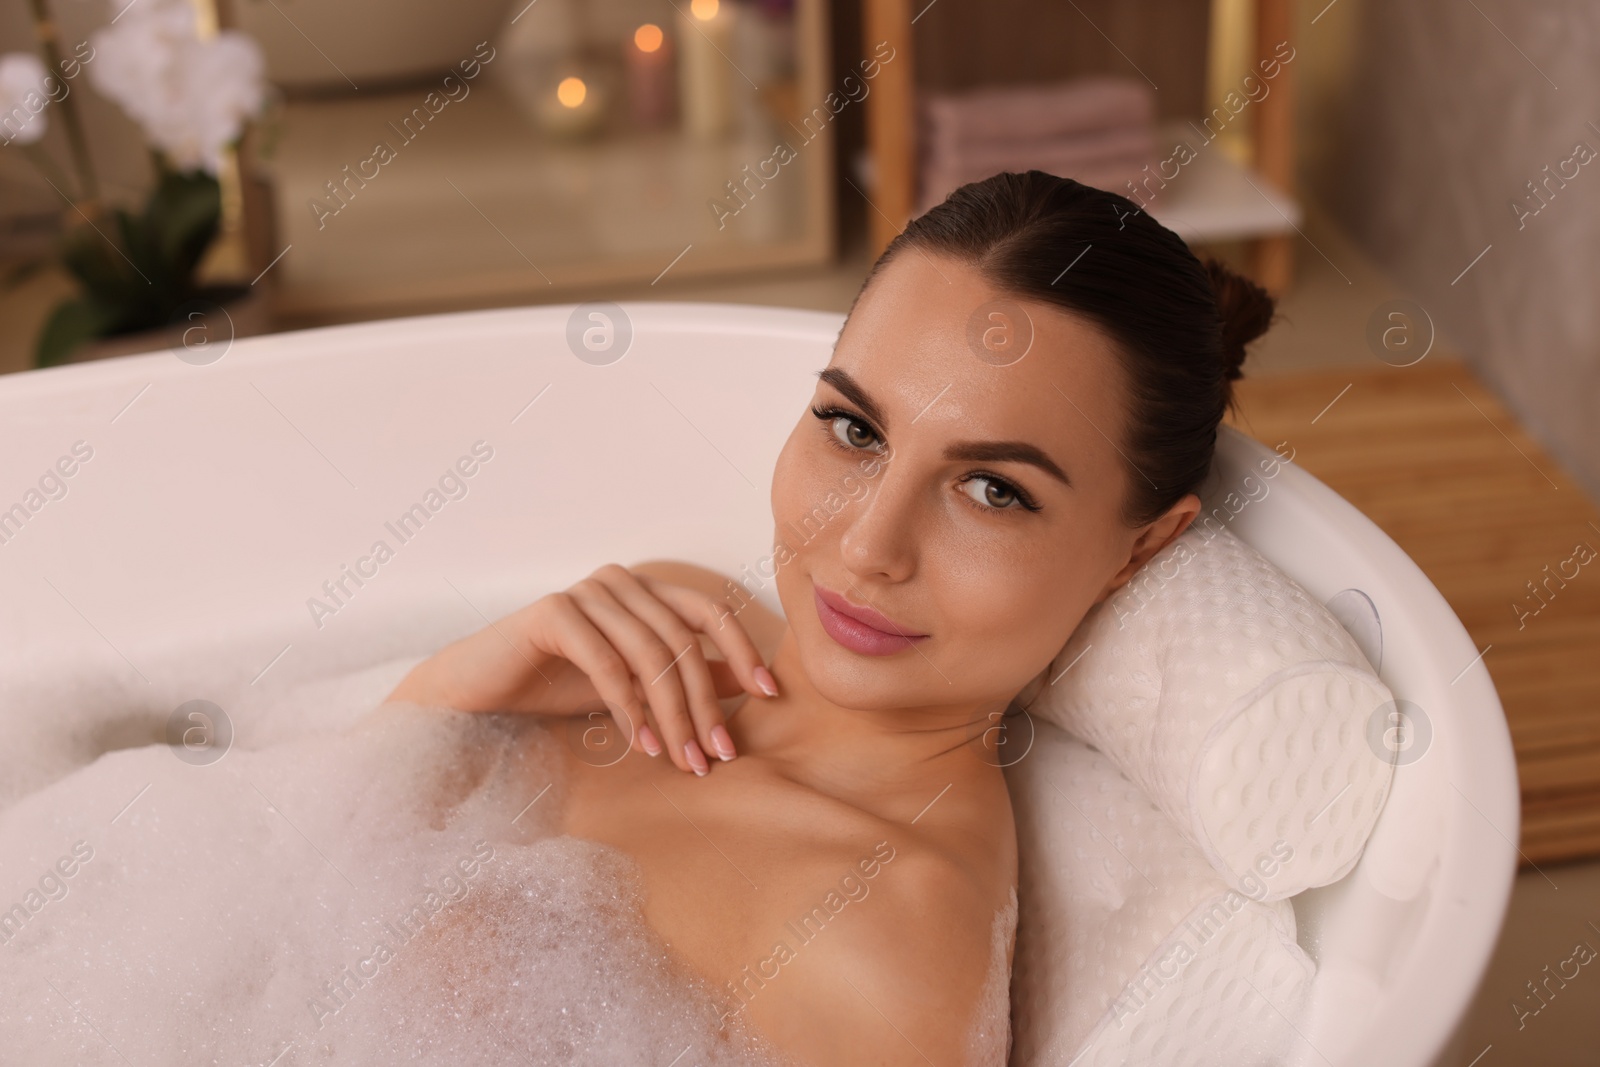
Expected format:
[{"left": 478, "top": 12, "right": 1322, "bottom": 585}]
[
  {"left": 831, "top": 415, "right": 879, "bottom": 451},
  {"left": 960, "top": 475, "right": 1025, "bottom": 511}
]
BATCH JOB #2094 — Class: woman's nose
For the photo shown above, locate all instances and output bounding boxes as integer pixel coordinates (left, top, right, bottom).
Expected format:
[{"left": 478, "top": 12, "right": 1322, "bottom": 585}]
[{"left": 837, "top": 466, "right": 918, "bottom": 583}]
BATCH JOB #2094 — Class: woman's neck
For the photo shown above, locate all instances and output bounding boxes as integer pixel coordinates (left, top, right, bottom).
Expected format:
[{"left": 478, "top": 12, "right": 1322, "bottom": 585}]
[{"left": 727, "top": 628, "right": 1009, "bottom": 815}]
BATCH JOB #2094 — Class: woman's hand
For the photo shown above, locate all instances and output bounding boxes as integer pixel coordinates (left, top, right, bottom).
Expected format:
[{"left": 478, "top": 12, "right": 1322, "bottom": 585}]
[{"left": 383, "top": 564, "right": 778, "bottom": 775}]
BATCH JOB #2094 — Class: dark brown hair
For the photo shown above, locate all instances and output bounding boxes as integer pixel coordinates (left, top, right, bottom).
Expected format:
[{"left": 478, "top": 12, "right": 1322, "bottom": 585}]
[{"left": 852, "top": 170, "right": 1277, "bottom": 528}]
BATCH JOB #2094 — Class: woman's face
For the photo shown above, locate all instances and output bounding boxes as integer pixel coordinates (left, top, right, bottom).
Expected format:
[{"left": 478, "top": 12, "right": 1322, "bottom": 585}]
[{"left": 769, "top": 250, "right": 1192, "bottom": 714}]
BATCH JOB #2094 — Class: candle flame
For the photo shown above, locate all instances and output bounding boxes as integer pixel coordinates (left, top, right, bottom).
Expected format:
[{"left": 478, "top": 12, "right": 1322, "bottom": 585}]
[
  {"left": 556, "top": 77, "right": 588, "bottom": 108},
  {"left": 690, "top": 0, "right": 718, "bottom": 21},
  {"left": 634, "top": 23, "right": 664, "bottom": 52}
]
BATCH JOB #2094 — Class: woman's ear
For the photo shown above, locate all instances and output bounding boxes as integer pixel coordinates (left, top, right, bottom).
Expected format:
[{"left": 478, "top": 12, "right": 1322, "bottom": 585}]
[{"left": 1094, "top": 493, "right": 1201, "bottom": 603}]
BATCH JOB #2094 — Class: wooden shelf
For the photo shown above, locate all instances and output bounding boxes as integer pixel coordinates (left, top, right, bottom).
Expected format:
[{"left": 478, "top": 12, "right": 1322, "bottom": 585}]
[
  {"left": 1142, "top": 120, "right": 1302, "bottom": 245},
  {"left": 861, "top": 0, "right": 1300, "bottom": 293}
]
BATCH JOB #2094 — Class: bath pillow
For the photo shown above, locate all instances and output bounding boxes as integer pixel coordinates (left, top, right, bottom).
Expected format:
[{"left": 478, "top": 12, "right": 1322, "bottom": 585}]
[
  {"left": 1006, "top": 723, "right": 1315, "bottom": 1066},
  {"left": 1029, "top": 524, "right": 1396, "bottom": 900}
]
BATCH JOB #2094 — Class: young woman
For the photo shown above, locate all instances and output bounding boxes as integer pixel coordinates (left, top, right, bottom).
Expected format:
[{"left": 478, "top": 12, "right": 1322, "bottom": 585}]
[{"left": 385, "top": 170, "right": 1276, "bottom": 1065}]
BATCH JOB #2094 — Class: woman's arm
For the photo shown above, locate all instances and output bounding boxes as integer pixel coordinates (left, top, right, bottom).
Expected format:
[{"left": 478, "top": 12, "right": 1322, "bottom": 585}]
[{"left": 384, "top": 564, "right": 778, "bottom": 776}]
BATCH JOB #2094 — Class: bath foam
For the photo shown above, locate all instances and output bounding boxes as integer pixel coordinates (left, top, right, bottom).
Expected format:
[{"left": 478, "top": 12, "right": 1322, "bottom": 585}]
[
  {"left": 966, "top": 882, "right": 1018, "bottom": 1066},
  {"left": 1005, "top": 721, "right": 1315, "bottom": 1066},
  {"left": 0, "top": 703, "right": 787, "bottom": 1066},
  {"left": 0, "top": 621, "right": 445, "bottom": 819}
]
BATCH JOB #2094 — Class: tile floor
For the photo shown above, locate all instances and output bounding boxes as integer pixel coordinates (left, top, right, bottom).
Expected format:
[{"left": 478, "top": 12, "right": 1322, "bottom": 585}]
[{"left": 1456, "top": 858, "right": 1600, "bottom": 1067}]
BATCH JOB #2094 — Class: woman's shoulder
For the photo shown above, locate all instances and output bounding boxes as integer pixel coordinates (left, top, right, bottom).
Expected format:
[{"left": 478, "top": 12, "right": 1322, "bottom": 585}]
[{"left": 755, "top": 830, "right": 1016, "bottom": 1065}]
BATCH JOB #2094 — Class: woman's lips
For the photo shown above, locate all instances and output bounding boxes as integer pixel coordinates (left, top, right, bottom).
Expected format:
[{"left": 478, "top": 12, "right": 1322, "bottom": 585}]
[{"left": 813, "top": 584, "right": 928, "bottom": 656}]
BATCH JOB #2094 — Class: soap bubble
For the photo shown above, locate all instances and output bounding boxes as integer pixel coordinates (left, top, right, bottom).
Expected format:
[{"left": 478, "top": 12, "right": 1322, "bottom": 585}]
[{"left": 0, "top": 706, "right": 783, "bottom": 1065}]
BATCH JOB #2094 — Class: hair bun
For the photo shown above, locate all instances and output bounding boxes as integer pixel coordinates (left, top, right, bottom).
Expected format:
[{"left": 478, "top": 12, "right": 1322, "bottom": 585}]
[{"left": 1203, "top": 258, "right": 1276, "bottom": 381}]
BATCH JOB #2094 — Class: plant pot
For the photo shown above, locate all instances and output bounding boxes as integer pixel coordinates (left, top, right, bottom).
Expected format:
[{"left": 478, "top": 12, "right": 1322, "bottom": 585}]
[{"left": 64, "top": 286, "right": 274, "bottom": 366}]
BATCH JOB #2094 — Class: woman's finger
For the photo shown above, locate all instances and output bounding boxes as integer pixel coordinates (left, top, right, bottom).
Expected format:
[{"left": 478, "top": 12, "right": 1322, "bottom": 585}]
[
  {"left": 537, "top": 593, "right": 654, "bottom": 754},
  {"left": 629, "top": 675, "right": 665, "bottom": 758},
  {"left": 589, "top": 566, "right": 741, "bottom": 764},
  {"left": 636, "top": 574, "right": 777, "bottom": 702},
  {"left": 566, "top": 576, "right": 707, "bottom": 774}
]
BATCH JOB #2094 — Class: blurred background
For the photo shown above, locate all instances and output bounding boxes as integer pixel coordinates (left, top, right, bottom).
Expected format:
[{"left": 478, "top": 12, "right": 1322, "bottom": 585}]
[{"left": 2, "top": 1, "right": 1598, "bottom": 1061}]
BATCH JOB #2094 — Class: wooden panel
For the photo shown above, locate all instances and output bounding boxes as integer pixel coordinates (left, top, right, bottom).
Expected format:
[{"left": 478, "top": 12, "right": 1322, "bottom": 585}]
[
  {"left": 1229, "top": 359, "right": 1600, "bottom": 866},
  {"left": 863, "top": 0, "right": 918, "bottom": 256},
  {"left": 1249, "top": 0, "right": 1295, "bottom": 294}
]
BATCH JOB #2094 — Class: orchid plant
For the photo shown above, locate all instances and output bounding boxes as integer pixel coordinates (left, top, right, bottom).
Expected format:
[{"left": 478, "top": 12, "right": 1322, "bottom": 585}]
[{"left": 2, "top": 0, "right": 266, "bottom": 366}]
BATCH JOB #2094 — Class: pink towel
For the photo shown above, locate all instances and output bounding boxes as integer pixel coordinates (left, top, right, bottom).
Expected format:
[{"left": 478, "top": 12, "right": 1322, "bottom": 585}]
[
  {"left": 921, "top": 125, "right": 1156, "bottom": 175},
  {"left": 917, "top": 148, "right": 1159, "bottom": 214},
  {"left": 919, "top": 76, "right": 1156, "bottom": 148}
]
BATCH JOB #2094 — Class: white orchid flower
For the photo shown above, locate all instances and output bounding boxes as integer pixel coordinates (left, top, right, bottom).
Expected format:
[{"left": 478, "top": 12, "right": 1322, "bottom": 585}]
[
  {"left": 88, "top": 0, "right": 266, "bottom": 175},
  {"left": 0, "top": 52, "right": 52, "bottom": 146}
]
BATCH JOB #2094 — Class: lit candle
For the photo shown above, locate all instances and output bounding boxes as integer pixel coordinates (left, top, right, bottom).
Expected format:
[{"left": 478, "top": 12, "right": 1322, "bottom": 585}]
[
  {"left": 676, "top": 0, "right": 737, "bottom": 141},
  {"left": 536, "top": 71, "right": 607, "bottom": 139},
  {"left": 625, "top": 22, "right": 676, "bottom": 129}
]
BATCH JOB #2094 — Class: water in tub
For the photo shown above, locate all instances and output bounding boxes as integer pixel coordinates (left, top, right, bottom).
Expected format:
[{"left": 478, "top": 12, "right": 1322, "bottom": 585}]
[{"left": 0, "top": 701, "right": 787, "bottom": 1065}]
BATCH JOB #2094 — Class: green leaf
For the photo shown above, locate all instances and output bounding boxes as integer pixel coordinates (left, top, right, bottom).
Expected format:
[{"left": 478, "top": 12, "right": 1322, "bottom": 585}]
[
  {"left": 58, "top": 222, "right": 148, "bottom": 332},
  {"left": 49, "top": 163, "right": 222, "bottom": 336},
  {"left": 147, "top": 168, "right": 221, "bottom": 279},
  {"left": 114, "top": 208, "right": 176, "bottom": 318},
  {"left": 35, "top": 297, "right": 118, "bottom": 368},
  {"left": 59, "top": 223, "right": 123, "bottom": 293}
]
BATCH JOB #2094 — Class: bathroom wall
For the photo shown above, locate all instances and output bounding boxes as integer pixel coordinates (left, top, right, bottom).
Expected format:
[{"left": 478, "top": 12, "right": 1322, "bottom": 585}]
[{"left": 1301, "top": 0, "right": 1600, "bottom": 499}]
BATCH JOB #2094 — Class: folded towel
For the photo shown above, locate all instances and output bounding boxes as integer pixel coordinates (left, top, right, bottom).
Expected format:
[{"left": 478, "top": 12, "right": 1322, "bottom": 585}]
[
  {"left": 915, "top": 75, "right": 1160, "bottom": 213},
  {"left": 921, "top": 124, "right": 1156, "bottom": 174},
  {"left": 917, "top": 153, "right": 1156, "bottom": 214},
  {"left": 919, "top": 75, "right": 1156, "bottom": 148}
]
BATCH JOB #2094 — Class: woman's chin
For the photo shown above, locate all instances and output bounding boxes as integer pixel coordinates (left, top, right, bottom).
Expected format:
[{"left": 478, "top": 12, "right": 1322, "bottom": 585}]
[{"left": 792, "top": 631, "right": 942, "bottom": 709}]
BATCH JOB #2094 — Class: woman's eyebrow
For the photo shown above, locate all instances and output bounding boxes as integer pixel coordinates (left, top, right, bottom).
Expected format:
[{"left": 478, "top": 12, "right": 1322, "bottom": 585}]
[
  {"left": 816, "top": 368, "right": 888, "bottom": 428},
  {"left": 818, "top": 367, "right": 1073, "bottom": 489},
  {"left": 944, "top": 441, "right": 1073, "bottom": 489}
]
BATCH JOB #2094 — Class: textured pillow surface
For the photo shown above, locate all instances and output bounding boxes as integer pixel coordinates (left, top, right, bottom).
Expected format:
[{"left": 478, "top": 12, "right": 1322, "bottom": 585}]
[
  {"left": 1030, "top": 525, "right": 1396, "bottom": 899},
  {"left": 1006, "top": 723, "right": 1315, "bottom": 1066}
]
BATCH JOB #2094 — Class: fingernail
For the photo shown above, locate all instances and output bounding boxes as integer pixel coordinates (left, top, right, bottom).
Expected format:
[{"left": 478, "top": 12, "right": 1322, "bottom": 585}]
[
  {"left": 684, "top": 739, "right": 710, "bottom": 776},
  {"left": 754, "top": 666, "right": 778, "bottom": 697},
  {"left": 710, "top": 723, "right": 737, "bottom": 761},
  {"left": 639, "top": 724, "right": 662, "bottom": 757}
]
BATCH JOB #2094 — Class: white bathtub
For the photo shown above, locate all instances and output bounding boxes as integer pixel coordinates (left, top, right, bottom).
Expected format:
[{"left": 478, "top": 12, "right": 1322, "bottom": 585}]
[{"left": 0, "top": 302, "right": 1518, "bottom": 1066}]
